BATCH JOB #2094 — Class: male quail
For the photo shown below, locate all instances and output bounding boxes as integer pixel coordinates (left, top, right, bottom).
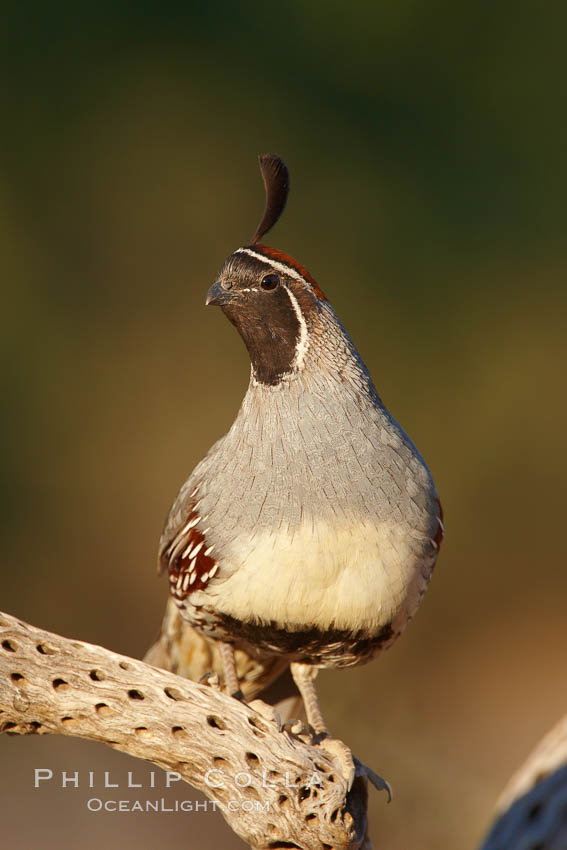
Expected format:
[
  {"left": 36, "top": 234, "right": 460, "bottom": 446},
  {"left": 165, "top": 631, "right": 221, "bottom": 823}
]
[{"left": 159, "top": 154, "right": 443, "bottom": 743}]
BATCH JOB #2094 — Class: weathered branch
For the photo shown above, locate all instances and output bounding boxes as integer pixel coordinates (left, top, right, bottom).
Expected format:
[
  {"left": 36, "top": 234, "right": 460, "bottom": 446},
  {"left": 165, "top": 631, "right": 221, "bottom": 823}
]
[
  {"left": 0, "top": 611, "right": 373, "bottom": 850},
  {"left": 480, "top": 713, "right": 567, "bottom": 850}
]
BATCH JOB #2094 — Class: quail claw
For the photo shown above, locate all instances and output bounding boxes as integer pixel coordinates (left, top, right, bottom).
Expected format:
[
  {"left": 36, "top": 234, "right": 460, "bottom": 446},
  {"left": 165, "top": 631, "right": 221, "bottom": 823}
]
[
  {"left": 281, "top": 718, "right": 310, "bottom": 739},
  {"left": 198, "top": 671, "right": 221, "bottom": 691},
  {"left": 354, "top": 756, "right": 393, "bottom": 803}
]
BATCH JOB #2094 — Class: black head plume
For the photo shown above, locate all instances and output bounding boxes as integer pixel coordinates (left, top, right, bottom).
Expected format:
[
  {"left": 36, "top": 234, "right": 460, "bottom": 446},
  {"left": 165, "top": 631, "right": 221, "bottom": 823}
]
[{"left": 250, "top": 154, "right": 290, "bottom": 244}]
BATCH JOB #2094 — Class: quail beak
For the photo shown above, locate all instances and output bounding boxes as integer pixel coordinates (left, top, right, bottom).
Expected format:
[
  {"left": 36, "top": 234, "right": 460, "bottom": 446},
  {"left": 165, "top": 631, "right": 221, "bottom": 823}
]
[{"left": 205, "top": 281, "right": 237, "bottom": 307}]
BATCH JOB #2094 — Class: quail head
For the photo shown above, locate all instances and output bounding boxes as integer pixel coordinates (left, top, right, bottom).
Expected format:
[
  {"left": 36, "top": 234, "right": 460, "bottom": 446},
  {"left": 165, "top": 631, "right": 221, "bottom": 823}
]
[{"left": 158, "top": 154, "right": 443, "bottom": 740}]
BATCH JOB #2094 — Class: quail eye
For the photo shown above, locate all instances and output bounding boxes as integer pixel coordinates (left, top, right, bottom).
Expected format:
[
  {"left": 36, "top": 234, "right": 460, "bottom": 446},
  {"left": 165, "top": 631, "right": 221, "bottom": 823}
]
[{"left": 260, "top": 273, "right": 279, "bottom": 291}]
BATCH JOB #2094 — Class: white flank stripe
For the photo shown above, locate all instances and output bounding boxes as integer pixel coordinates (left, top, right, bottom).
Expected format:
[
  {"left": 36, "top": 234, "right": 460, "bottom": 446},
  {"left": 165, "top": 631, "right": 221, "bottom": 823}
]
[
  {"left": 189, "top": 556, "right": 197, "bottom": 573},
  {"left": 182, "top": 572, "right": 190, "bottom": 591},
  {"left": 204, "top": 545, "right": 215, "bottom": 557},
  {"left": 178, "top": 515, "right": 200, "bottom": 537},
  {"left": 208, "top": 564, "right": 218, "bottom": 578},
  {"left": 189, "top": 572, "right": 196, "bottom": 584},
  {"left": 190, "top": 541, "right": 204, "bottom": 558}
]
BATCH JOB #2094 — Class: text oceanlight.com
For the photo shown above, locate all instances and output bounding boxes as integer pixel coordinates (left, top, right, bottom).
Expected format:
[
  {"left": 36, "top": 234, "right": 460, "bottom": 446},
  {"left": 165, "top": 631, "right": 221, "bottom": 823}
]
[{"left": 86, "top": 798, "right": 270, "bottom": 813}]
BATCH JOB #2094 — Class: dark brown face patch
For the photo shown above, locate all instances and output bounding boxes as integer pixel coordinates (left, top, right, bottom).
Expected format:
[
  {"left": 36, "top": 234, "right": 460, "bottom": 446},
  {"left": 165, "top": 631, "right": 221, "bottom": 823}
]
[
  {"left": 213, "top": 250, "right": 309, "bottom": 386},
  {"left": 221, "top": 288, "right": 300, "bottom": 385}
]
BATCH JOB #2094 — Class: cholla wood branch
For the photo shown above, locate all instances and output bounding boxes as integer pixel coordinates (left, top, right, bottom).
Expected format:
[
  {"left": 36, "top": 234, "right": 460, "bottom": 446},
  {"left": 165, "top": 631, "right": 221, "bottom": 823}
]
[
  {"left": 480, "top": 713, "right": 567, "bottom": 850},
  {"left": 0, "top": 611, "right": 372, "bottom": 850}
]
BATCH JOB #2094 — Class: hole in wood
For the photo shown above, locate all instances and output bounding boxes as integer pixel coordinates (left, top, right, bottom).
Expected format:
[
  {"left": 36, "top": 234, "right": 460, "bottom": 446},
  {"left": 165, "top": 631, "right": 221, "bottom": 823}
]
[
  {"left": 268, "top": 842, "right": 301, "bottom": 849},
  {"left": 527, "top": 802, "right": 544, "bottom": 822},
  {"left": 305, "top": 813, "right": 317, "bottom": 822},
  {"left": 171, "top": 726, "right": 188, "bottom": 738},
  {"left": 245, "top": 752, "right": 260, "bottom": 766},
  {"left": 10, "top": 673, "right": 25, "bottom": 683},
  {"left": 61, "top": 716, "right": 78, "bottom": 726},
  {"left": 278, "top": 794, "right": 289, "bottom": 808},
  {"left": 95, "top": 703, "right": 113, "bottom": 717},
  {"left": 52, "top": 678, "right": 69, "bottom": 691},
  {"left": 2, "top": 639, "right": 16, "bottom": 653},
  {"left": 298, "top": 787, "right": 310, "bottom": 802},
  {"left": 247, "top": 716, "right": 267, "bottom": 736},
  {"left": 2, "top": 722, "right": 17, "bottom": 732},
  {"left": 134, "top": 727, "right": 151, "bottom": 738},
  {"left": 206, "top": 715, "right": 226, "bottom": 730},
  {"left": 36, "top": 643, "right": 57, "bottom": 655},
  {"left": 330, "top": 807, "right": 340, "bottom": 823},
  {"left": 89, "top": 670, "right": 105, "bottom": 681},
  {"left": 127, "top": 689, "right": 144, "bottom": 700},
  {"left": 213, "top": 757, "right": 228, "bottom": 766},
  {"left": 164, "top": 686, "right": 184, "bottom": 701},
  {"left": 119, "top": 661, "right": 130, "bottom": 670}
]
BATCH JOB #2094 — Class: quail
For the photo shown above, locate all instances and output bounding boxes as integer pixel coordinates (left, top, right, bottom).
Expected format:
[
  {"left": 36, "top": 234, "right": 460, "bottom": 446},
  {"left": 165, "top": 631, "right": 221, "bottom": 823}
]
[{"left": 158, "top": 154, "right": 443, "bottom": 745}]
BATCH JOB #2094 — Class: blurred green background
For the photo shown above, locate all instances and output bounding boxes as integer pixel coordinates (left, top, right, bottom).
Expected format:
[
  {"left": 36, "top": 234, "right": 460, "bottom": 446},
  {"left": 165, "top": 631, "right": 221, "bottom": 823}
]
[{"left": 1, "top": 2, "right": 566, "bottom": 848}]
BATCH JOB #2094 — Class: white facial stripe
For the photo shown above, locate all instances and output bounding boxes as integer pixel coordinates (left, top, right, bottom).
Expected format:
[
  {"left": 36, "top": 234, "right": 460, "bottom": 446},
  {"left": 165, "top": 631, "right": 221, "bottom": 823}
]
[
  {"left": 282, "top": 284, "right": 309, "bottom": 370},
  {"left": 235, "top": 247, "right": 309, "bottom": 287}
]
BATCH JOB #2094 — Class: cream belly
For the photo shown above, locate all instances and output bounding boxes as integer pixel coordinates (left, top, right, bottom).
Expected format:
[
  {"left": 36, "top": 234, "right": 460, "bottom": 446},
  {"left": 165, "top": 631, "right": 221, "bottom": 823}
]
[{"left": 199, "top": 518, "right": 433, "bottom": 638}]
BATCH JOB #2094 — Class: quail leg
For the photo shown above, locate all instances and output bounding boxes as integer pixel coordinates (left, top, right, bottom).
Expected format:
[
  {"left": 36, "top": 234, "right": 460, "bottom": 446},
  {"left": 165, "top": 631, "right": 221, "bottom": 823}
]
[
  {"left": 290, "top": 662, "right": 355, "bottom": 786},
  {"left": 289, "top": 661, "right": 392, "bottom": 797},
  {"left": 219, "top": 641, "right": 242, "bottom": 699},
  {"left": 290, "top": 662, "right": 327, "bottom": 734}
]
